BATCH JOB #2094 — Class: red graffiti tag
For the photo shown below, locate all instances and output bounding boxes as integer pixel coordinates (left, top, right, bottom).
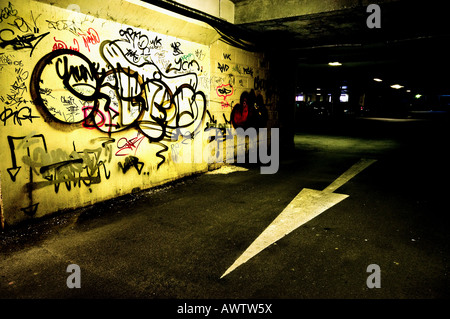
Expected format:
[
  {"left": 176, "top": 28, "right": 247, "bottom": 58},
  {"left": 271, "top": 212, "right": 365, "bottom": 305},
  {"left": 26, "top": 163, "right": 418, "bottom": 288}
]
[
  {"left": 52, "top": 37, "right": 79, "bottom": 52},
  {"left": 78, "top": 28, "right": 100, "bottom": 52},
  {"left": 216, "top": 83, "right": 234, "bottom": 109},
  {"left": 115, "top": 133, "right": 146, "bottom": 156}
]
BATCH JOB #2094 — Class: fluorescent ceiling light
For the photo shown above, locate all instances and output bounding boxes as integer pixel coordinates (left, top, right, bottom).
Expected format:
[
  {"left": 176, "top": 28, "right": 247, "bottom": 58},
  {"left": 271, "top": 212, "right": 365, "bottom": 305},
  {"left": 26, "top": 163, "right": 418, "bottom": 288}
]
[
  {"left": 373, "top": 78, "right": 383, "bottom": 82},
  {"left": 328, "top": 62, "right": 342, "bottom": 66},
  {"left": 390, "top": 84, "right": 404, "bottom": 89}
]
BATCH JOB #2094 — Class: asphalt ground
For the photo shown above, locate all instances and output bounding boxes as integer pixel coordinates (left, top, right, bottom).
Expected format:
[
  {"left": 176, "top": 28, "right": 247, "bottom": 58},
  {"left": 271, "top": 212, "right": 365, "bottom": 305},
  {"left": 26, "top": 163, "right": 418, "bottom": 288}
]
[{"left": 1, "top": 115, "right": 449, "bottom": 313}]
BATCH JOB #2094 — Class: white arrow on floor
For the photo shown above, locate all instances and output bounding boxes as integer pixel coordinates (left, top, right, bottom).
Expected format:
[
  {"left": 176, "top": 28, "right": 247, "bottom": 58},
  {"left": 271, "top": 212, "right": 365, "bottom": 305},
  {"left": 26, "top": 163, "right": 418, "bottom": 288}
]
[{"left": 220, "top": 158, "right": 377, "bottom": 278}]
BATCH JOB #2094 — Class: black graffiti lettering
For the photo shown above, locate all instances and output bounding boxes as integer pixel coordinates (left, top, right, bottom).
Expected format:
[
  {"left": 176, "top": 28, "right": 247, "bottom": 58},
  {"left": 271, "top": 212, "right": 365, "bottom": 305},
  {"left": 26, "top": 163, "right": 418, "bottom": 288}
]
[
  {"left": 125, "top": 48, "right": 139, "bottom": 62},
  {"left": 223, "top": 53, "right": 231, "bottom": 60},
  {"left": 8, "top": 10, "right": 41, "bottom": 34},
  {"left": 0, "top": 106, "right": 39, "bottom": 126},
  {"left": 254, "top": 75, "right": 267, "bottom": 91},
  {"left": 0, "top": 52, "right": 12, "bottom": 65},
  {"left": 150, "top": 36, "right": 162, "bottom": 49},
  {"left": 118, "top": 155, "right": 144, "bottom": 174},
  {"left": 170, "top": 41, "right": 183, "bottom": 56},
  {"left": 11, "top": 80, "right": 27, "bottom": 95},
  {"left": 0, "top": 29, "right": 49, "bottom": 56},
  {"left": 55, "top": 54, "right": 100, "bottom": 85},
  {"left": 119, "top": 27, "right": 148, "bottom": 49},
  {"left": 217, "top": 62, "right": 229, "bottom": 73},
  {"left": 7, "top": 133, "right": 114, "bottom": 196},
  {"left": 30, "top": 41, "right": 206, "bottom": 169},
  {"left": 39, "top": 87, "right": 53, "bottom": 97},
  {"left": 39, "top": 158, "right": 84, "bottom": 175},
  {"left": 217, "top": 87, "right": 232, "bottom": 95},
  {"left": 0, "top": 2, "right": 18, "bottom": 23},
  {"left": 1, "top": 93, "right": 27, "bottom": 107},
  {"left": 8, "top": 17, "right": 32, "bottom": 33},
  {"left": 7, "top": 134, "right": 47, "bottom": 184},
  {"left": 223, "top": 113, "right": 231, "bottom": 125},
  {"left": 243, "top": 66, "right": 253, "bottom": 77},
  {"left": 205, "top": 110, "right": 217, "bottom": 128},
  {"left": 118, "top": 27, "right": 162, "bottom": 59},
  {"left": 205, "top": 110, "right": 233, "bottom": 141},
  {"left": 0, "top": 56, "right": 23, "bottom": 68},
  {"left": 166, "top": 57, "right": 200, "bottom": 73},
  {"left": 45, "top": 19, "right": 84, "bottom": 35},
  {"left": 19, "top": 139, "right": 112, "bottom": 193}
]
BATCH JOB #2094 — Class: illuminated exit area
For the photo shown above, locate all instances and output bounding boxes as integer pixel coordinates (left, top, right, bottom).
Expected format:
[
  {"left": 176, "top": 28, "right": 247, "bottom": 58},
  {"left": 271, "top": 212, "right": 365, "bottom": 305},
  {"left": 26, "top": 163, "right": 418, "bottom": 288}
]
[{"left": 294, "top": 41, "right": 450, "bottom": 127}]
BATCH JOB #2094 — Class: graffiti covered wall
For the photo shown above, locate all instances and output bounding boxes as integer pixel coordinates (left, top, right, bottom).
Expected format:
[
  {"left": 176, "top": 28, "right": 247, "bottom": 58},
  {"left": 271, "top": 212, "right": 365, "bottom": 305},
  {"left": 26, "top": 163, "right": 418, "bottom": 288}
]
[
  {"left": 207, "top": 40, "right": 278, "bottom": 169},
  {"left": 0, "top": 0, "right": 276, "bottom": 228}
]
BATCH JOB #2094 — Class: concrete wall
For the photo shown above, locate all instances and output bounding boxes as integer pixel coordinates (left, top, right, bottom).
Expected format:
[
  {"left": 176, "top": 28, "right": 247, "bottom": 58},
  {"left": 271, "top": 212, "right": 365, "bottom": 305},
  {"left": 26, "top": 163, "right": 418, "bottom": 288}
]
[
  {"left": 233, "top": 0, "right": 398, "bottom": 24},
  {"left": 173, "top": 0, "right": 235, "bottom": 23},
  {"left": 0, "top": 0, "right": 276, "bottom": 228}
]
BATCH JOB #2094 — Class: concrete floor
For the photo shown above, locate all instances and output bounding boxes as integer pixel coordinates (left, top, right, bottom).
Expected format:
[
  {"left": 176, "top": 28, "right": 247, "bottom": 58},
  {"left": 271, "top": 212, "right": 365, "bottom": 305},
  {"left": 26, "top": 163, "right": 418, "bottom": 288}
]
[{"left": 1, "top": 115, "right": 449, "bottom": 311}]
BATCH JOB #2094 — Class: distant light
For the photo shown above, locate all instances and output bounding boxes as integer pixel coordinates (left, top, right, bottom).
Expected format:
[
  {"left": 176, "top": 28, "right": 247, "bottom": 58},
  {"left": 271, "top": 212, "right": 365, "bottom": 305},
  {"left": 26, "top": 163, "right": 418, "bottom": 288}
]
[
  {"left": 415, "top": 94, "right": 422, "bottom": 99},
  {"left": 373, "top": 78, "right": 383, "bottom": 82},
  {"left": 406, "top": 89, "right": 411, "bottom": 93},
  {"left": 328, "top": 62, "right": 342, "bottom": 66},
  {"left": 390, "top": 84, "right": 404, "bottom": 89},
  {"left": 340, "top": 94, "right": 349, "bottom": 102},
  {"left": 295, "top": 94, "right": 304, "bottom": 101}
]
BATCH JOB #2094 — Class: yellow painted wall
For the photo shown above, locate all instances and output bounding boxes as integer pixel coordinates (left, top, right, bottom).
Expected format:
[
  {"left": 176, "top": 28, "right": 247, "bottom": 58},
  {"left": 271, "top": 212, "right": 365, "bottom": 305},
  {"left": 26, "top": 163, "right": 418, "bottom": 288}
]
[{"left": 0, "top": 0, "right": 276, "bottom": 228}]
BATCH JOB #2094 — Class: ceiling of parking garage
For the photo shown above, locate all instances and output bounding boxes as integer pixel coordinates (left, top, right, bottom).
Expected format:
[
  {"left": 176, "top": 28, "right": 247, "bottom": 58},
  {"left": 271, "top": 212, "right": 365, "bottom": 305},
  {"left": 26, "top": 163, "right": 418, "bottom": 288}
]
[{"left": 228, "top": 0, "right": 450, "bottom": 92}]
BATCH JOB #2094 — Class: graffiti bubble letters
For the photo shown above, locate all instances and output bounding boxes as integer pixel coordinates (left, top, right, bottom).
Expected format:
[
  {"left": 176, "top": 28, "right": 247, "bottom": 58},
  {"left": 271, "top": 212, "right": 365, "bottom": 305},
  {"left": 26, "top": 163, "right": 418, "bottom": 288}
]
[{"left": 30, "top": 42, "right": 207, "bottom": 169}]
